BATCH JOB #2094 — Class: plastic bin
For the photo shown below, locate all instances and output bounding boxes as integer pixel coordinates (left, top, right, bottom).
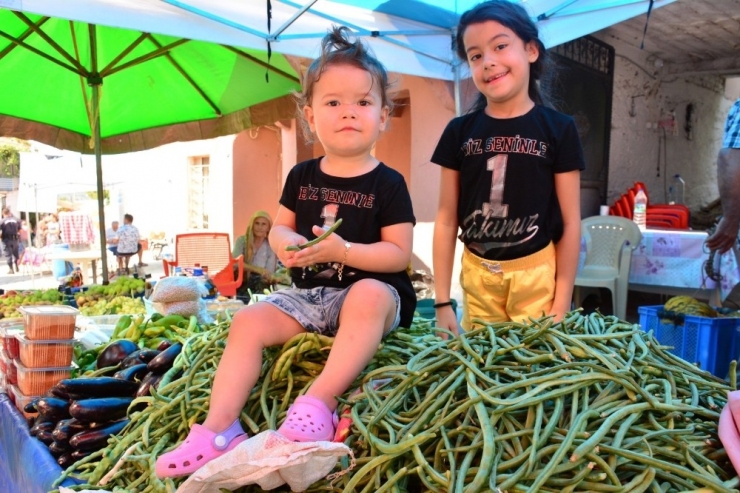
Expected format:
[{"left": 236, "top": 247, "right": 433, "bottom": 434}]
[
  {"left": 416, "top": 298, "right": 458, "bottom": 320},
  {"left": 14, "top": 334, "right": 74, "bottom": 368},
  {"left": 19, "top": 305, "right": 78, "bottom": 340},
  {"left": 638, "top": 305, "right": 740, "bottom": 378},
  {"left": 14, "top": 362, "right": 73, "bottom": 396},
  {"left": 0, "top": 323, "right": 23, "bottom": 360},
  {"left": 50, "top": 243, "right": 74, "bottom": 280},
  {"left": 0, "top": 351, "right": 17, "bottom": 386}
]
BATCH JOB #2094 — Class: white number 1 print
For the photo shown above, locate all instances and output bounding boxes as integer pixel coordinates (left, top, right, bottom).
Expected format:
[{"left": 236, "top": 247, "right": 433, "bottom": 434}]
[{"left": 482, "top": 154, "right": 509, "bottom": 217}]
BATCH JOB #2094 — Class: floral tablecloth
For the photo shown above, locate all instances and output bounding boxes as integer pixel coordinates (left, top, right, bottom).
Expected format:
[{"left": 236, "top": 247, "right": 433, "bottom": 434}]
[{"left": 580, "top": 229, "right": 740, "bottom": 302}]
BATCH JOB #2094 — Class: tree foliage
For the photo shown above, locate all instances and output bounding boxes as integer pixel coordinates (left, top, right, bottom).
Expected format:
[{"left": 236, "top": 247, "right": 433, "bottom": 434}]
[{"left": 0, "top": 139, "right": 30, "bottom": 177}]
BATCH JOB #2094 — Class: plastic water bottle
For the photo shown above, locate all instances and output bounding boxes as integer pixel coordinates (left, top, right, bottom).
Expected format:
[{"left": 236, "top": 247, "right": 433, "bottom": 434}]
[
  {"left": 633, "top": 189, "right": 648, "bottom": 231},
  {"left": 671, "top": 174, "right": 685, "bottom": 205}
]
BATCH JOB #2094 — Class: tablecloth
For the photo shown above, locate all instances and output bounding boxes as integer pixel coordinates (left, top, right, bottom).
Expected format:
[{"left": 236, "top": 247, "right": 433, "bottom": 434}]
[
  {"left": 579, "top": 228, "right": 740, "bottom": 302},
  {"left": 59, "top": 211, "right": 95, "bottom": 246},
  {"left": 0, "top": 392, "right": 77, "bottom": 493}
]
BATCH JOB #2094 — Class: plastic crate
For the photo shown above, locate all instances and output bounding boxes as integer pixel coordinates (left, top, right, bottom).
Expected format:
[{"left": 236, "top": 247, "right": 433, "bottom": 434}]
[
  {"left": 0, "top": 323, "right": 23, "bottom": 360},
  {"left": 14, "top": 333, "right": 74, "bottom": 369},
  {"left": 14, "top": 362, "right": 73, "bottom": 396},
  {"left": 19, "top": 305, "right": 78, "bottom": 340},
  {"left": 638, "top": 305, "right": 740, "bottom": 378},
  {"left": 0, "top": 351, "right": 17, "bottom": 386}
]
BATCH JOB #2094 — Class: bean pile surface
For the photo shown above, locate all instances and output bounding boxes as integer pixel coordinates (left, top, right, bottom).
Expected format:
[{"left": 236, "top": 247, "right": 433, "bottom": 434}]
[{"left": 52, "top": 311, "right": 739, "bottom": 492}]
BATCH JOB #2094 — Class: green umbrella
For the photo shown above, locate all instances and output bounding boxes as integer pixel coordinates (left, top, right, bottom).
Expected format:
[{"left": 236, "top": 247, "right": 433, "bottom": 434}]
[{"left": 0, "top": 9, "right": 301, "bottom": 282}]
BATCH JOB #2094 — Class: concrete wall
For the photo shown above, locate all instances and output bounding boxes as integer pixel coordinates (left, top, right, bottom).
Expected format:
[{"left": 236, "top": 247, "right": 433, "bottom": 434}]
[
  {"left": 232, "top": 126, "right": 283, "bottom": 241},
  {"left": 592, "top": 33, "right": 737, "bottom": 210}
]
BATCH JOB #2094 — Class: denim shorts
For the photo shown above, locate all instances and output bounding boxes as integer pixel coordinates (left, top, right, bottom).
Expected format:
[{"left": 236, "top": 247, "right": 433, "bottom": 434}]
[{"left": 261, "top": 283, "right": 401, "bottom": 336}]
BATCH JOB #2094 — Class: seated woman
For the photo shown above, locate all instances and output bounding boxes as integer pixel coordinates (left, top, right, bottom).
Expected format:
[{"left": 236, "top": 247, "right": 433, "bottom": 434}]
[{"left": 233, "top": 211, "right": 279, "bottom": 297}]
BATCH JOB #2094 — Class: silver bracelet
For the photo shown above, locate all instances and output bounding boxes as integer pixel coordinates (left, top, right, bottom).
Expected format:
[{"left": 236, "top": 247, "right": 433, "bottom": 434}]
[{"left": 337, "top": 242, "right": 351, "bottom": 281}]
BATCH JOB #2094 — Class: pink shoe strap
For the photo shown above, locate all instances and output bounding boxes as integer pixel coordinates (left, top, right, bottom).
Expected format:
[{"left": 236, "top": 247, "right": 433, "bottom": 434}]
[{"left": 212, "top": 419, "right": 245, "bottom": 451}]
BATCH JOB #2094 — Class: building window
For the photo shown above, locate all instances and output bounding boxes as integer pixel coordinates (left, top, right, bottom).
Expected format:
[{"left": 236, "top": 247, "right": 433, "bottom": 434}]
[{"left": 188, "top": 156, "right": 210, "bottom": 229}]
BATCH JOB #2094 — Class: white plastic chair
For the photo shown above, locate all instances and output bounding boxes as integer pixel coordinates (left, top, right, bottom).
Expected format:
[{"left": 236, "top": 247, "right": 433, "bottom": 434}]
[{"left": 574, "top": 215, "right": 642, "bottom": 320}]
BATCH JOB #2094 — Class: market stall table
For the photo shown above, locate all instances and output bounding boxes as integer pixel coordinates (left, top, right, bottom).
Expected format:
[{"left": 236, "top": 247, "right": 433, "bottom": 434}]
[
  {"left": 45, "top": 249, "right": 103, "bottom": 284},
  {"left": 0, "top": 392, "right": 78, "bottom": 493},
  {"left": 579, "top": 228, "right": 740, "bottom": 306}
]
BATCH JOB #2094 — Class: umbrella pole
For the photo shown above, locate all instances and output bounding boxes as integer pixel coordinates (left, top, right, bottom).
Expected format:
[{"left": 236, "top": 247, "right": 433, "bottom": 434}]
[{"left": 91, "top": 83, "right": 109, "bottom": 285}]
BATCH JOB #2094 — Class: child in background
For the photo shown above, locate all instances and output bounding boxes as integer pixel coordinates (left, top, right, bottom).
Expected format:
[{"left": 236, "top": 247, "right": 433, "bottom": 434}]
[
  {"left": 156, "top": 26, "right": 416, "bottom": 478},
  {"left": 432, "top": 0, "right": 585, "bottom": 332}
]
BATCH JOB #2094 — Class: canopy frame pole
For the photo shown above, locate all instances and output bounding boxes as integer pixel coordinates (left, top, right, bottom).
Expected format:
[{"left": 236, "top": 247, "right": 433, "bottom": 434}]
[
  {"left": 13, "top": 12, "right": 88, "bottom": 73},
  {"left": 88, "top": 24, "right": 109, "bottom": 284},
  {"left": 223, "top": 45, "right": 300, "bottom": 83},
  {"left": 0, "top": 16, "right": 49, "bottom": 62},
  {"left": 100, "top": 33, "right": 149, "bottom": 74},
  {"left": 161, "top": 0, "right": 268, "bottom": 38},
  {"left": 144, "top": 35, "right": 222, "bottom": 116},
  {"left": 0, "top": 28, "right": 81, "bottom": 75},
  {"left": 104, "top": 38, "right": 189, "bottom": 76},
  {"left": 271, "top": 0, "right": 318, "bottom": 41}
]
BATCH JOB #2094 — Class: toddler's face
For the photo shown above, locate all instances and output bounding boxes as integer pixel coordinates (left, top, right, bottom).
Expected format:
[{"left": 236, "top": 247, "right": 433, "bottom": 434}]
[{"left": 303, "top": 64, "right": 388, "bottom": 160}]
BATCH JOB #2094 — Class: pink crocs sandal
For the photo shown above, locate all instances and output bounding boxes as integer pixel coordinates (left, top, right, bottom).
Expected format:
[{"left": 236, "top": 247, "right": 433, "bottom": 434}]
[
  {"left": 155, "top": 419, "right": 247, "bottom": 478},
  {"left": 278, "top": 395, "right": 338, "bottom": 442}
]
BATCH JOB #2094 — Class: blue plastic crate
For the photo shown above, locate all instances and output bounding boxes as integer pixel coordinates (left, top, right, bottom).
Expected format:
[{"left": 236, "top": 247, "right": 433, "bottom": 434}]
[{"left": 638, "top": 305, "right": 740, "bottom": 378}]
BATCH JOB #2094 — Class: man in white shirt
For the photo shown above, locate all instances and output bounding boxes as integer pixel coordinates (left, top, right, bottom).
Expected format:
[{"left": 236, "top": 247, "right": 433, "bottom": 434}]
[{"left": 113, "top": 214, "right": 147, "bottom": 273}]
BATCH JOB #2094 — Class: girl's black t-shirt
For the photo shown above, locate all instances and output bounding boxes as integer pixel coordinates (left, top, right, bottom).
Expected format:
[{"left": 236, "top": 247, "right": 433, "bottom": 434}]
[
  {"left": 280, "top": 158, "right": 417, "bottom": 327},
  {"left": 432, "top": 105, "right": 585, "bottom": 261}
]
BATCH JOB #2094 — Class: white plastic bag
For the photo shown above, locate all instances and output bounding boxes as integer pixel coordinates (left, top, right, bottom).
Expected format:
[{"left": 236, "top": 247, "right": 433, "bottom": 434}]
[{"left": 176, "top": 430, "right": 351, "bottom": 493}]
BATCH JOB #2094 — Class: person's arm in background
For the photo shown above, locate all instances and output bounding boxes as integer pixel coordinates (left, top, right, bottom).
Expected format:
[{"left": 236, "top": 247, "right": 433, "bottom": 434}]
[{"left": 707, "top": 101, "right": 740, "bottom": 254}]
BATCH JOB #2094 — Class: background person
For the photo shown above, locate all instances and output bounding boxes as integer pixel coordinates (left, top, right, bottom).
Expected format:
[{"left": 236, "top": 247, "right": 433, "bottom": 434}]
[
  {"left": 232, "top": 210, "right": 279, "bottom": 296},
  {"left": 113, "top": 213, "right": 143, "bottom": 274},
  {"left": 707, "top": 98, "right": 740, "bottom": 254},
  {"left": 106, "top": 220, "right": 119, "bottom": 255},
  {"left": 45, "top": 213, "right": 61, "bottom": 246},
  {"left": 0, "top": 207, "right": 21, "bottom": 274},
  {"left": 432, "top": 0, "right": 585, "bottom": 333}
]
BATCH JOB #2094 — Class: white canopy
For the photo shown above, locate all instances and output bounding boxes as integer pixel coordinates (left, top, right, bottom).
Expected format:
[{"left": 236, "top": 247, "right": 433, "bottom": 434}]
[{"left": 4, "top": 0, "right": 676, "bottom": 81}]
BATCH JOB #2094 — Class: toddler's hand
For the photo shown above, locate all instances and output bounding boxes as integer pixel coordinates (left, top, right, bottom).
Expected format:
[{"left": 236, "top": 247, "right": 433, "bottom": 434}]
[
  {"left": 278, "top": 235, "right": 307, "bottom": 267},
  {"left": 289, "top": 225, "right": 345, "bottom": 268}
]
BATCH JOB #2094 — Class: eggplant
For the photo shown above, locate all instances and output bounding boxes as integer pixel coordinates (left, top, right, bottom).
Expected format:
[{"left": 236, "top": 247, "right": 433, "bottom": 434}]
[
  {"left": 30, "top": 420, "right": 55, "bottom": 437},
  {"left": 56, "top": 377, "right": 139, "bottom": 398},
  {"left": 23, "top": 398, "right": 40, "bottom": 414},
  {"left": 52, "top": 418, "right": 92, "bottom": 442},
  {"left": 36, "top": 397, "right": 71, "bottom": 422},
  {"left": 69, "top": 397, "right": 134, "bottom": 422},
  {"left": 157, "top": 340, "right": 173, "bottom": 351},
  {"left": 120, "top": 349, "right": 161, "bottom": 369},
  {"left": 146, "top": 342, "right": 182, "bottom": 374},
  {"left": 49, "top": 440, "right": 71, "bottom": 457},
  {"left": 36, "top": 429, "right": 54, "bottom": 445},
  {"left": 113, "top": 363, "right": 149, "bottom": 382},
  {"left": 69, "top": 419, "right": 130, "bottom": 451},
  {"left": 57, "top": 452, "right": 75, "bottom": 469},
  {"left": 135, "top": 372, "right": 163, "bottom": 398},
  {"left": 97, "top": 339, "right": 139, "bottom": 370},
  {"left": 70, "top": 449, "right": 93, "bottom": 461}
]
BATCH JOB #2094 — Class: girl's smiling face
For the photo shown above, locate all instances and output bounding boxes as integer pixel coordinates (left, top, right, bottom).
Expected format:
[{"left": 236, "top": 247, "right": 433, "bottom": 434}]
[
  {"left": 463, "top": 20, "right": 539, "bottom": 114},
  {"left": 303, "top": 63, "right": 389, "bottom": 160}
]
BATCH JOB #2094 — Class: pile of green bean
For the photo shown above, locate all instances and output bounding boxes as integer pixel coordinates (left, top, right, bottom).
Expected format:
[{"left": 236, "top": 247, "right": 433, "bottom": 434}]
[
  {"left": 51, "top": 311, "right": 739, "bottom": 493},
  {"left": 50, "top": 315, "right": 436, "bottom": 493}
]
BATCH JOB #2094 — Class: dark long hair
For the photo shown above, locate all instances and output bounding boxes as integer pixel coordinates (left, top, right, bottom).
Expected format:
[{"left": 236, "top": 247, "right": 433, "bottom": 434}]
[
  {"left": 297, "top": 26, "right": 393, "bottom": 142},
  {"left": 455, "top": 0, "right": 553, "bottom": 112}
]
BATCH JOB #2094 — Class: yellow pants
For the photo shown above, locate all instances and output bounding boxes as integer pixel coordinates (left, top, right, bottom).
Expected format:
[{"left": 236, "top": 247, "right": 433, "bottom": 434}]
[{"left": 460, "top": 243, "right": 556, "bottom": 330}]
